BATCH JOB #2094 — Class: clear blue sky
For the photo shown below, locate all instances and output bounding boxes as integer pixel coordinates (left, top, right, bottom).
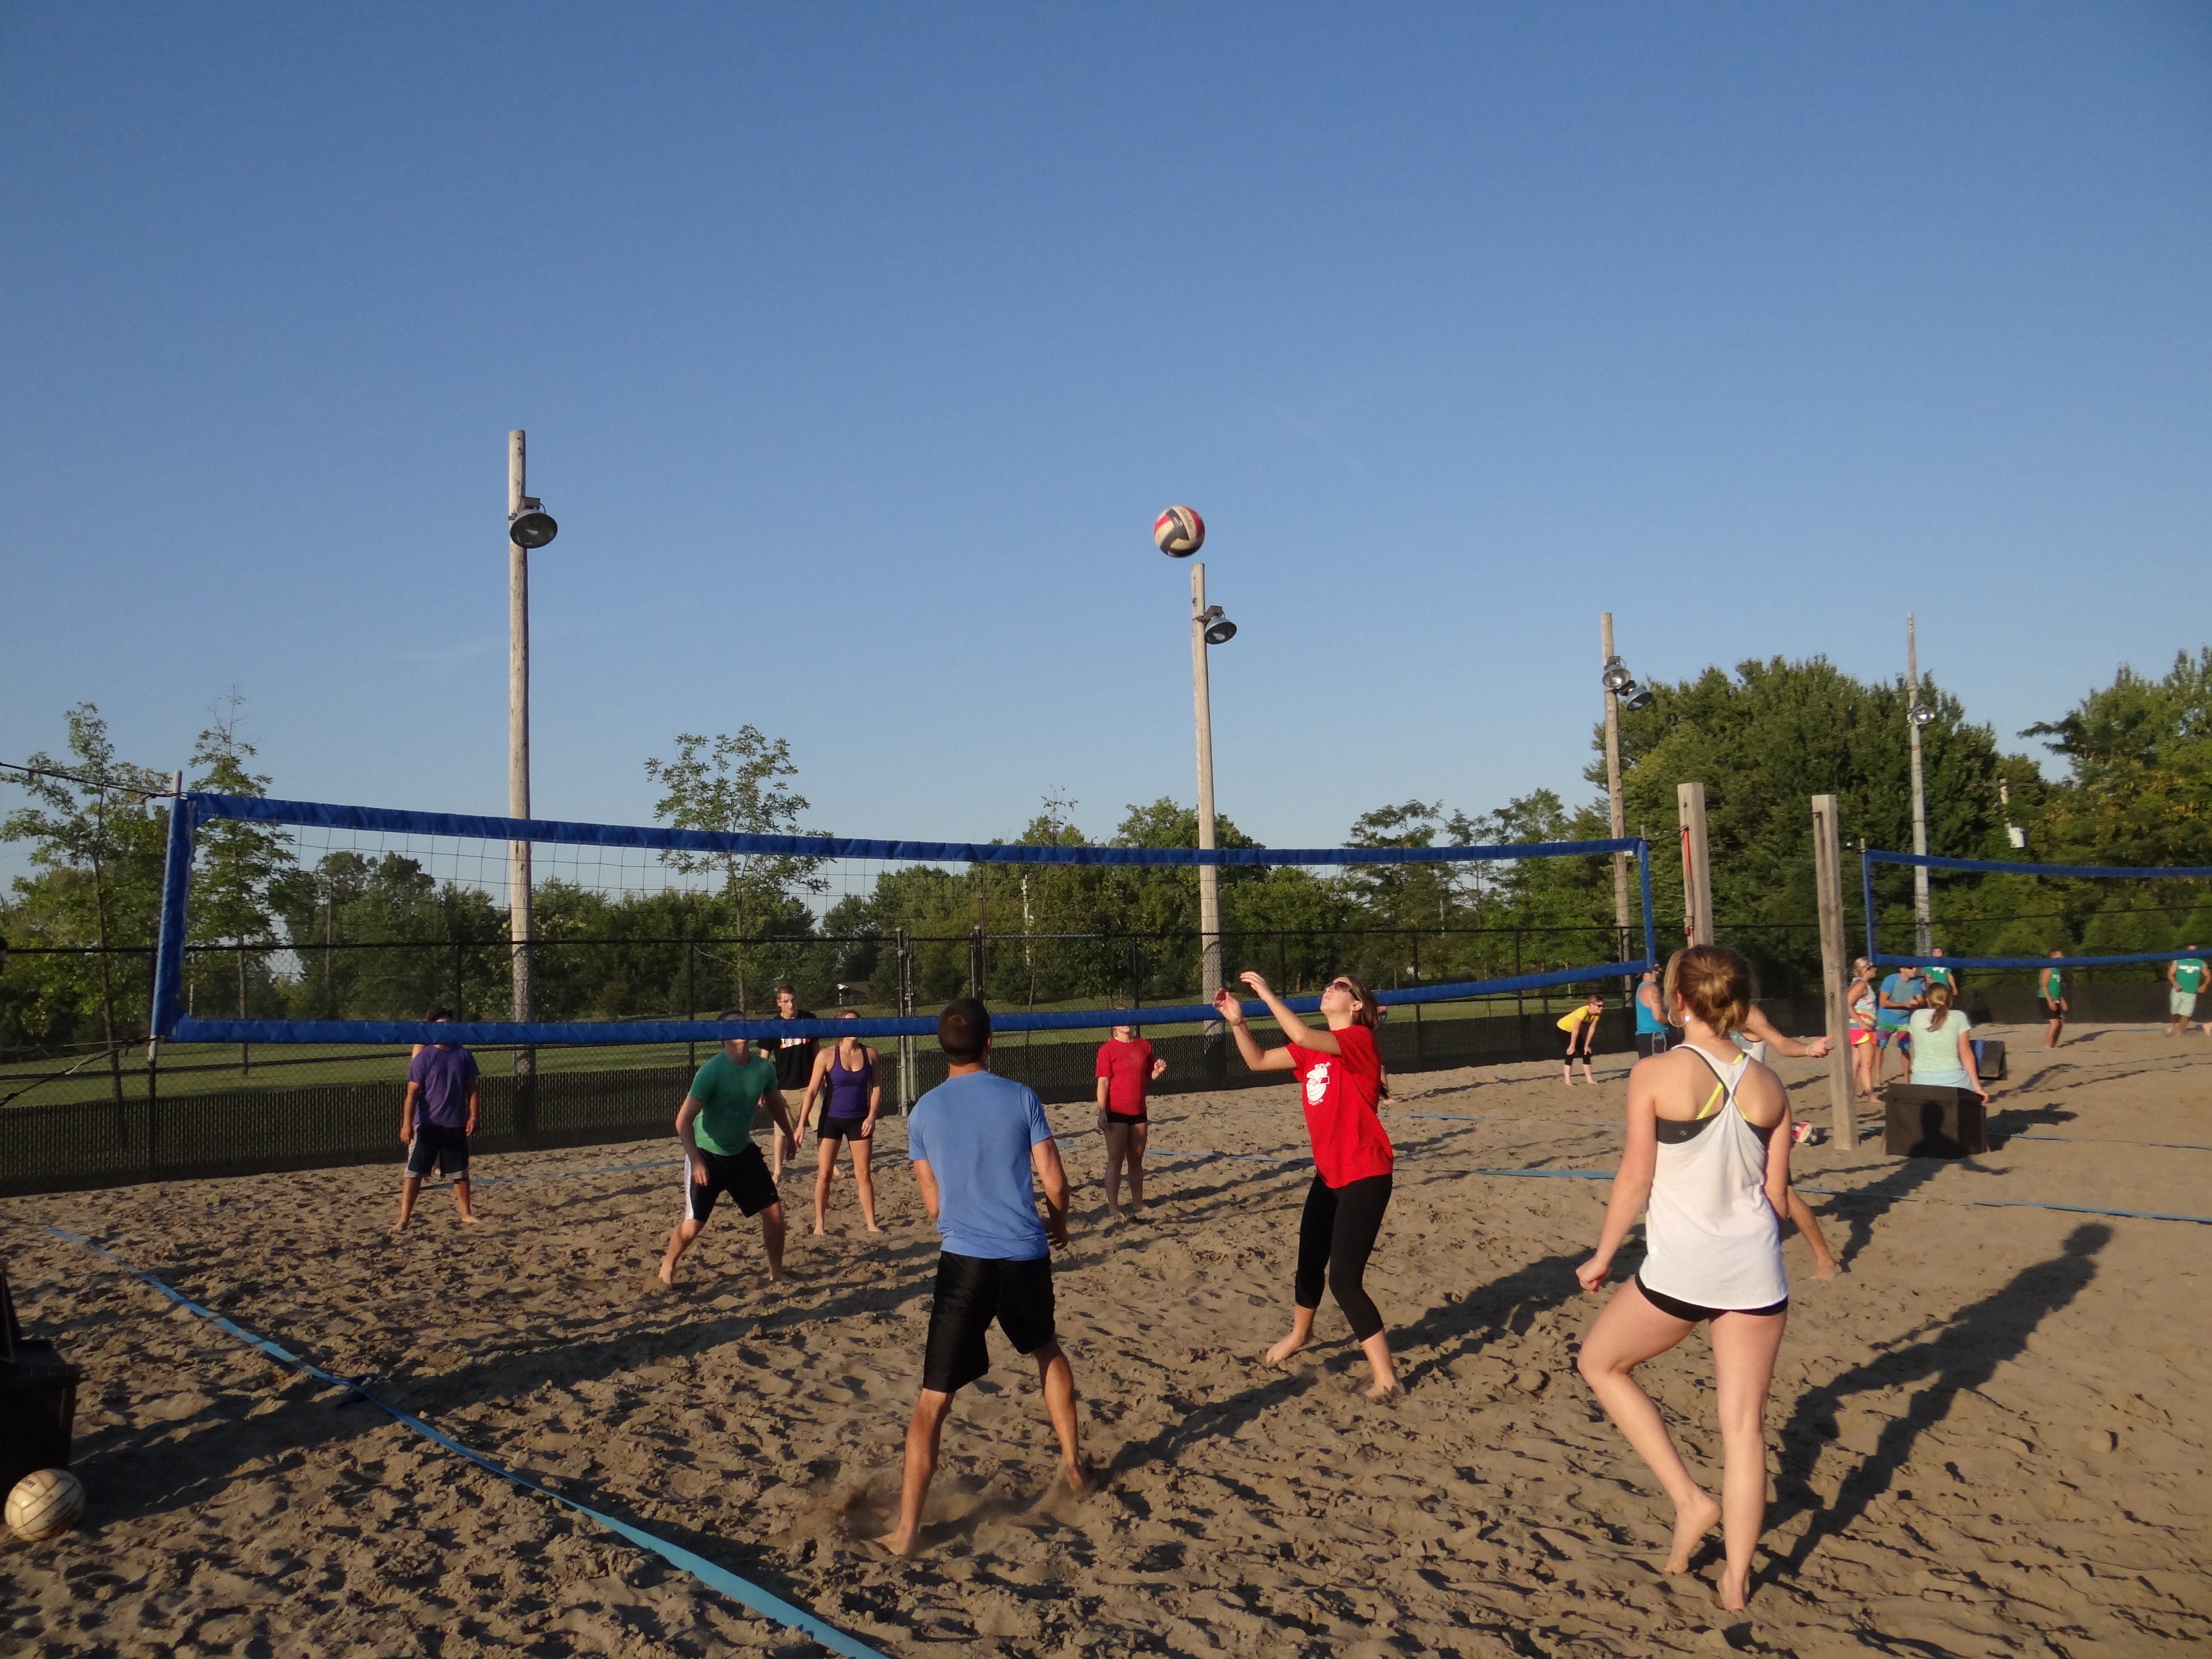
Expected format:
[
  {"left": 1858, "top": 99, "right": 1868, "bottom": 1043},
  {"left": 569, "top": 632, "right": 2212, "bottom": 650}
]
[{"left": 3, "top": 4, "right": 2207, "bottom": 877}]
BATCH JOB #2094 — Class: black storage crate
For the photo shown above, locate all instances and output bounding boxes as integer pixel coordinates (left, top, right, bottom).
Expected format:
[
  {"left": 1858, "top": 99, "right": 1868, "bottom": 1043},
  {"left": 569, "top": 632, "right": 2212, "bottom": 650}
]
[{"left": 0, "top": 1270, "right": 80, "bottom": 1496}]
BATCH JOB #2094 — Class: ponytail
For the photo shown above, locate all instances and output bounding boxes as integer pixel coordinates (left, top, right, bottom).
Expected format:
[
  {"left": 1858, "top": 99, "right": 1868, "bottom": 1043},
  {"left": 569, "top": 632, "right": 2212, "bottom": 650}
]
[{"left": 1926, "top": 982, "right": 1954, "bottom": 1032}]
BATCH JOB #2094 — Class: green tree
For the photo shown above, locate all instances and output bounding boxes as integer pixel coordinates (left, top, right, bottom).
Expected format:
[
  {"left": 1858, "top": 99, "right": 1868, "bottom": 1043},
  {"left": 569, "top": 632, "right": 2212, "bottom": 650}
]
[
  {"left": 186, "top": 693, "right": 294, "bottom": 1040},
  {"left": 2023, "top": 648, "right": 2212, "bottom": 869},
  {"left": 1, "top": 705, "right": 170, "bottom": 1102},
  {"left": 1602, "top": 657, "right": 2017, "bottom": 988},
  {"left": 644, "top": 728, "right": 828, "bottom": 1011}
]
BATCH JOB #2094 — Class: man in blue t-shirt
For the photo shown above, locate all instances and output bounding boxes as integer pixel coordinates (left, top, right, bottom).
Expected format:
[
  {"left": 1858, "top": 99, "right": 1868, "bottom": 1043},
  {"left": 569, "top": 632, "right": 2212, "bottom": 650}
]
[
  {"left": 398, "top": 1006, "right": 481, "bottom": 1229},
  {"left": 1875, "top": 964, "right": 1925, "bottom": 1086},
  {"left": 875, "top": 998, "right": 1091, "bottom": 1557}
]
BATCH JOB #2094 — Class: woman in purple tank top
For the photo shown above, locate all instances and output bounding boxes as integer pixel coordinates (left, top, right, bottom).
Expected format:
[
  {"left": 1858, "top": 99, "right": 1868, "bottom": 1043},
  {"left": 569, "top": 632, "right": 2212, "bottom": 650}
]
[{"left": 799, "top": 1010, "right": 883, "bottom": 1235}]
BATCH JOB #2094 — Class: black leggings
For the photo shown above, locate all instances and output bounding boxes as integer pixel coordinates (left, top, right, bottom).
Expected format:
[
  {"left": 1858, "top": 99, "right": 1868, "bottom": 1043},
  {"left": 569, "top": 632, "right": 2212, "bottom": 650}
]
[{"left": 1293, "top": 1173, "right": 1392, "bottom": 1342}]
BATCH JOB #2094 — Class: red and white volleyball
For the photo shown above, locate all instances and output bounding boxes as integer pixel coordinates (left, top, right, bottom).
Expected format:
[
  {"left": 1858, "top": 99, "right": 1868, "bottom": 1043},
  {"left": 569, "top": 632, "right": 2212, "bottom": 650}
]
[{"left": 1153, "top": 505, "right": 1205, "bottom": 557}]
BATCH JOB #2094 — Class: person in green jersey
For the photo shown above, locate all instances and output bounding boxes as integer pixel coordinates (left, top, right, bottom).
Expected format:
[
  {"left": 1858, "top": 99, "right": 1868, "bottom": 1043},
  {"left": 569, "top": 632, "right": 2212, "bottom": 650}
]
[
  {"left": 2165, "top": 948, "right": 2207, "bottom": 1036},
  {"left": 1922, "top": 947, "right": 1959, "bottom": 998},
  {"left": 658, "top": 1012, "right": 801, "bottom": 1287},
  {"left": 2040, "top": 951, "right": 2067, "bottom": 1049}
]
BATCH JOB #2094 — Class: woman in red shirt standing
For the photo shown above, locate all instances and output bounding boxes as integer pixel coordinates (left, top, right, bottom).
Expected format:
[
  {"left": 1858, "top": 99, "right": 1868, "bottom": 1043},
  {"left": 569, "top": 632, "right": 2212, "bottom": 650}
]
[
  {"left": 1095, "top": 1015, "right": 1168, "bottom": 1220},
  {"left": 1214, "top": 969, "right": 1403, "bottom": 1401}
]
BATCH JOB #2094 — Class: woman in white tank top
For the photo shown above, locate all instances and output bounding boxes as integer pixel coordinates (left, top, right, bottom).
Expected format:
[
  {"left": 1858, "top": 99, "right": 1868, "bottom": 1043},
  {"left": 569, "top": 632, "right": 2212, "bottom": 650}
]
[{"left": 1575, "top": 945, "right": 1793, "bottom": 1612}]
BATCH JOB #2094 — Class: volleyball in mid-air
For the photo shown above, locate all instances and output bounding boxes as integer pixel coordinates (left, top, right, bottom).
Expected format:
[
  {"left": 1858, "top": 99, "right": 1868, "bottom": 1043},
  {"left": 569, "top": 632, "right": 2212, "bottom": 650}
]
[
  {"left": 1153, "top": 505, "right": 1205, "bottom": 557},
  {"left": 6, "top": 1467, "right": 85, "bottom": 1541}
]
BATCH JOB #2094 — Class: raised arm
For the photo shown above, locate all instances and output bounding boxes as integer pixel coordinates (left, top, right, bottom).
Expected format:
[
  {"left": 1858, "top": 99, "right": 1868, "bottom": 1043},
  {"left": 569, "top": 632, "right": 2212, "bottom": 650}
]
[
  {"left": 1740, "top": 1004, "right": 1832, "bottom": 1060},
  {"left": 1233, "top": 970, "right": 1339, "bottom": 1055},
  {"left": 1212, "top": 986, "right": 1297, "bottom": 1072}
]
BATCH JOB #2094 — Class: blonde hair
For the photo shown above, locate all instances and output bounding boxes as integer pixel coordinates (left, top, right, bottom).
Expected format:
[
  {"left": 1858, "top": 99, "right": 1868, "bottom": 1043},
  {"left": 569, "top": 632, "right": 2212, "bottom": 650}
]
[
  {"left": 1925, "top": 981, "right": 1955, "bottom": 1031},
  {"left": 1663, "top": 945, "right": 1754, "bottom": 1036}
]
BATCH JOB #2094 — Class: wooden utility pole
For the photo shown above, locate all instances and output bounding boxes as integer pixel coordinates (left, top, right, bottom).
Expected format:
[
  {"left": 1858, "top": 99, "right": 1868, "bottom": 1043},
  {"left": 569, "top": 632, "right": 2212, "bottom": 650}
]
[
  {"left": 1677, "top": 781, "right": 1713, "bottom": 946},
  {"left": 1601, "top": 614, "right": 1630, "bottom": 973},
  {"left": 1811, "top": 793, "right": 1857, "bottom": 1148},
  {"left": 1191, "top": 562, "right": 1224, "bottom": 1073},
  {"left": 1906, "top": 613, "right": 1933, "bottom": 956},
  {"left": 508, "top": 430, "right": 536, "bottom": 1136}
]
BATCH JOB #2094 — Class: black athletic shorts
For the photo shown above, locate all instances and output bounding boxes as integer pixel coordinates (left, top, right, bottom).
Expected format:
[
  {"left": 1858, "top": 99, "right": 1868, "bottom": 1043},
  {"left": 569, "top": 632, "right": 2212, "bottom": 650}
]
[
  {"left": 1634, "top": 1271, "right": 1787, "bottom": 1323},
  {"left": 816, "top": 1115, "right": 872, "bottom": 1142},
  {"left": 1635, "top": 1032, "right": 1670, "bottom": 1058},
  {"left": 922, "top": 1252, "right": 1058, "bottom": 1394},
  {"left": 685, "top": 1143, "right": 780, "bottom": 1224},
  {"left": 406, "top": 1123, "right": 470, "bottom": 1179},
  {"left": 1103, "top": 1108, "right": 1148, "bottom": 1127}
]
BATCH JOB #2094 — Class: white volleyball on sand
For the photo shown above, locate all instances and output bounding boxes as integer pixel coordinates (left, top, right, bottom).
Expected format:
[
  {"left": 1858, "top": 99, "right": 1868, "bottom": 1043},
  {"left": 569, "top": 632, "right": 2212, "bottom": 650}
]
[
  {"left": 1153, "top": 505, "right": 1205, "bottom": 557},
  {"left": 7, "top": 1467, "right": 86, "bottom": 1541}
]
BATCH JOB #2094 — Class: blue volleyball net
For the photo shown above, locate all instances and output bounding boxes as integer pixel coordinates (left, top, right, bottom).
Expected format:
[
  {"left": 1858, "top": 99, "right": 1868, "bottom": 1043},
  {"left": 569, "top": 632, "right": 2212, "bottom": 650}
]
[
  {"left": 152, "top": 792, "right": 1658, "bottom": 1048},
  {"left": 1862, "top": 848, "right": 2212, "bottom": 972}
]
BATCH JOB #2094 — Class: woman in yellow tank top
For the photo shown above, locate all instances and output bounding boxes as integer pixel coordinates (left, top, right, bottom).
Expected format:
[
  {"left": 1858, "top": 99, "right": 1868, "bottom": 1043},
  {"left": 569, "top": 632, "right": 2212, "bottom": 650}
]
[{"left": 1559, "top": 993, "right": 1604, "bottom": 1085}]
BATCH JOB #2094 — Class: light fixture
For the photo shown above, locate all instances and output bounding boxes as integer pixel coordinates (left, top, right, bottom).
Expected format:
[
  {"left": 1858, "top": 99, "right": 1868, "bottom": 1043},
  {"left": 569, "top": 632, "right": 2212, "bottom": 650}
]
[
  {"left": 508, "top": 495, "right": 558, "bottom": 549},
  {"left": 1200, "top": 604, "right": 1237, "bottom": 646},
  {"left": 1602, "top": 656, "right": 1654, "bottom": 711},
  {"left": 1911, "top": 702, "right": 1936, "bottom": 728}
]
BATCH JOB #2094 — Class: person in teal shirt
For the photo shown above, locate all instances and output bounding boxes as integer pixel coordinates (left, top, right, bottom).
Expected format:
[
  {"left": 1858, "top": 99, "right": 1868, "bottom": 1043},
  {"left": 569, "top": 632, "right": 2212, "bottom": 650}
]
[
  {"left": 2040, "top": 952, "right": 2067, "bottom": 1050},
  {"left": 1633, "top": 969, "right": 1670, "bottom": 1058},
  {"left": 2167, "top": 948, "right": 2208, "bottom": 1036},
  {"left": 658, "top": 1015, "right": 800, "bottom": 1287}
]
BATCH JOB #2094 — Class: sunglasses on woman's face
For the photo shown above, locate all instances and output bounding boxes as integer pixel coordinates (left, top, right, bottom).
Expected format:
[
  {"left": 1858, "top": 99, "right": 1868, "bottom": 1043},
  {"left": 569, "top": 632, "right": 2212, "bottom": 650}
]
[{"left": 1325, "top": 979, "right": 1355, "bottom": 993}]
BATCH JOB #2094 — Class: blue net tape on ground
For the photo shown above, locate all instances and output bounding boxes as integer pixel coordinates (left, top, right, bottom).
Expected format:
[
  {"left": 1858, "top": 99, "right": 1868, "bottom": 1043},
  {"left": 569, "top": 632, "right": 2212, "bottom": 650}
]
[{"left": 46, "top": 1226, "right": 893, "bottom": 1659}]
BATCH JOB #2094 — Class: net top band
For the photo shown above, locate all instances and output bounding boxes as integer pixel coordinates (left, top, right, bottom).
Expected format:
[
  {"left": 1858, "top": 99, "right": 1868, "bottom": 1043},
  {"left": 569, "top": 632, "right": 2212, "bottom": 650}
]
[
  {"left": 1865, "top": 848, "right": 2212, "bottom": 880},
  {"left": 184, "top": 793, "right": 1645, "bottom": 868}
]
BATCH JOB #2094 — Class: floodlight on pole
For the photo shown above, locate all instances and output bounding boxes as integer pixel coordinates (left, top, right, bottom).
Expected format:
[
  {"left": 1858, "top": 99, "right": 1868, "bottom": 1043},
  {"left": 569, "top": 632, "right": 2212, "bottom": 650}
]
[
  {"left": 508, "top": 497, "right": 558, "bottom": 550},
  {"left": 1201, "top": 605, "right": 1238, "bottom": 646},
  {"left": 1910, "top": 702, "right": 1936, "bottom": 727},
  {"left": 1601, "top": 654, "right": 1655, "bottom": 712}
]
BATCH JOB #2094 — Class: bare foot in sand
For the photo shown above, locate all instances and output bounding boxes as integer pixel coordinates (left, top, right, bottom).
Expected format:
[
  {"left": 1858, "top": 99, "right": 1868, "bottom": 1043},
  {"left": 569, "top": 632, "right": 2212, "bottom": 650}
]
[
  {"left": 1366, "top": 1379, "right": 1406, "bottom": 1402},
  {"left": 1264, "top": 1333, "right": 1308, "bottom": 1366},
  {"left": 865, "top": 1222, "right": 884, "bottom": 1234},
  {"left": 1664, "top": 1490, "right": 1722, "bottom": 1574},
  {"left": 1718, "top": 1562, "right": 1752, "bottom": 1610},
  {"left": 810, "top": 1225, "right": 827, "bottom": 1238},
  {"left": 458, "top": 1213, "right": 481, "bottom": 1226},
  {"left": 1062, "top": 1455, "right": 1098, "bottom": 1497},
  {"left": 870, "top": 1526, "right": 918, "bottom": 1558}
]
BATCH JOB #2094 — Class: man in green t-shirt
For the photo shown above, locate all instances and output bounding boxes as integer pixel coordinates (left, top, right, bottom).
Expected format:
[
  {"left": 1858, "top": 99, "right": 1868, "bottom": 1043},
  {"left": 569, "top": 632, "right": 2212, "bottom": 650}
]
[
  {"left": 2040, "top": 951, "right": 2068, "bottom": 1049},
  {"left": 658, "top": 1013, "right": 800, "bottom": 1287},
  {"left": 2166, "top": 948, "right": 2208, "bottom": 1036}
]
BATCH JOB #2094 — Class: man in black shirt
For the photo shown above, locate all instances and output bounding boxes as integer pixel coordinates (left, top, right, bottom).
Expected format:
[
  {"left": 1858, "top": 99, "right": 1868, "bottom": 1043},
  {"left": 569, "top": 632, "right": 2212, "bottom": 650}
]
[{"left": 763, "top": 984, "right": 818, "bottom": 1178}]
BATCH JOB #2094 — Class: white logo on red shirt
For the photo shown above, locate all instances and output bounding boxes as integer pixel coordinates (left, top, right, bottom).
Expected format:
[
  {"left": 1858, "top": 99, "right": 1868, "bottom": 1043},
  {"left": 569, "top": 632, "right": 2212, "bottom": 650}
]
[{"left": 1304, "top": 1062, "right": 1331, "bottom": 1106}]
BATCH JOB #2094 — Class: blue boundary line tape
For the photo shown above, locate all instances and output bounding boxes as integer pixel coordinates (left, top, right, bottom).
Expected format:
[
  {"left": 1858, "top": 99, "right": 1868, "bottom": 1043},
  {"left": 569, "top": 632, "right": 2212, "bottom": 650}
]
[
  {"left": 43, "top": 1227, "right": 893, "bottom": 1659},
  {"left": 1791, "top": 1187, "right": 2212, "bottom": 1226}
]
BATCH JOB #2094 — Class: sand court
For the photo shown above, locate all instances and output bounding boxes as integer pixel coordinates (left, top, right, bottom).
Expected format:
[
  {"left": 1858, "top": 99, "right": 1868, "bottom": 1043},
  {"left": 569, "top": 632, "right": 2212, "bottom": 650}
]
[{"left": 2, "top": 1024, "right": 2208, "bottom": 1656}]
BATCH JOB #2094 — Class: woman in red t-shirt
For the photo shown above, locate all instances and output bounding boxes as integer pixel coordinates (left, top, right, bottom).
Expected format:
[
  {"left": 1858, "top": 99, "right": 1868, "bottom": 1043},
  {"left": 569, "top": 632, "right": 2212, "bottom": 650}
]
[
  {"left": 1094, "top": 1019, "right": 1168, "bottom": 1220},
  {"left": 1214, "top": 969, "right": 1402, "bottom": 1401}
]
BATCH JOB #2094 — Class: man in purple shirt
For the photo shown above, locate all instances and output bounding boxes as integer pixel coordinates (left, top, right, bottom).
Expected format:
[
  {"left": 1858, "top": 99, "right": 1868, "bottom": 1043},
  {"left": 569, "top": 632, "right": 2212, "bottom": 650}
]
[{"left": 398, "top": 1006, "right": 481, "bottom": 1229}]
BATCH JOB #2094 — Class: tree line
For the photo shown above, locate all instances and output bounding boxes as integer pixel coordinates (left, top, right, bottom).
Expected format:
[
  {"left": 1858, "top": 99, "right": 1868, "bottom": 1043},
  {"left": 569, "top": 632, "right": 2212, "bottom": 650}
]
[{"left": 6, "top": 648, "right": 2209, "bottom": 1055}]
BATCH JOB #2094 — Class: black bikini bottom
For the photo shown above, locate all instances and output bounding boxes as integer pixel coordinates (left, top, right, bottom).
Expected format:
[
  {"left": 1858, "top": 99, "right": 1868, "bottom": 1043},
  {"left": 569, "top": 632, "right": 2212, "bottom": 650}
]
[{"left": 1634, "top": 1271, "right": 1788, "bottom": 1323}]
